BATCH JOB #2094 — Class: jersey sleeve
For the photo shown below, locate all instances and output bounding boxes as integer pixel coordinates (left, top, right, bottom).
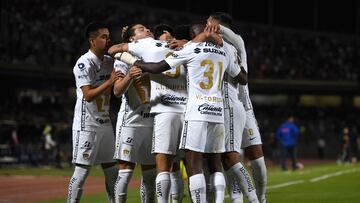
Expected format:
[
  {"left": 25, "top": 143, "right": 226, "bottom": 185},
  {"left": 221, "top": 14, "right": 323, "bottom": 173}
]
[
  {"left": 164, "top": 43, "right": 195, "bottom": 68},
  {"left": 224, "top": 44, "right": 241, "bottom": 78},
  {"left": 73, "top": 58, "right": 94, "bottom": 88},
  {"left": 114, "top": 60, "right": 129, "bottom": 74}
]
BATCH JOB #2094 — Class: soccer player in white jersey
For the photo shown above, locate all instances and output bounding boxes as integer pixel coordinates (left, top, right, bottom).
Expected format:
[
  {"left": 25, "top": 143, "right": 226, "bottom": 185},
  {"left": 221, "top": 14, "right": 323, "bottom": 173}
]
[
  {"left": 68, "top": 22, "right": 120, "bottom": 203},
  {"left": 115, "top": 23, "right": 248, "bottom": 203},
  {"left": 208, "top": 12, "right": 268, "bottom": 203},
  {"left": 109, "top": 24, "right": 187, "bottom": 203},
  {"left": 112, "top": 29, "right": 157, "bottom": 203}
]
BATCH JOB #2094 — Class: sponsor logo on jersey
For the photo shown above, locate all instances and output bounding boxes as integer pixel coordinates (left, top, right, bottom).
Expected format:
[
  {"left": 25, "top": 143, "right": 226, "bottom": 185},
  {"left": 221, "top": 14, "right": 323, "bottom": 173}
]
[
  {"left": 155, "top": 42, "right": 163, "bottom": 47},
  {"left": 198, "top": 103, "right": 222, "bottom": 116},
  {"left": 194, "top": 48, "right": 201, "bottom": 54},
  {"left": 161, "top": 94, "right": 187, "bottom": 105},
  {"left": 203, "top": 48, "right": 225, "bottom": 56},
  {"left": 78, "top": 63, "right": 85, "bottom": 71},
  {"left": 171, "top": 53, "right": 179, "bottom": 58}
]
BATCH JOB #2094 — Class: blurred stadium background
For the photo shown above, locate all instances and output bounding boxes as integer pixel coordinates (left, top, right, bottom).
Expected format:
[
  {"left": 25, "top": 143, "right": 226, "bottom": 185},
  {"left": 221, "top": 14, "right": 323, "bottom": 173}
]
[{"left": 0, "top": 0, "right": 359, "bottom": 202}]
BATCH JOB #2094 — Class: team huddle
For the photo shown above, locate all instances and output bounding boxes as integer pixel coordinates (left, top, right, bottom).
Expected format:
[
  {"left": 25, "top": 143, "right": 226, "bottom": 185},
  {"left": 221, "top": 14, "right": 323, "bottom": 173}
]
[{"left": 68, "top": 12, "right": 267, "bottom": 203}]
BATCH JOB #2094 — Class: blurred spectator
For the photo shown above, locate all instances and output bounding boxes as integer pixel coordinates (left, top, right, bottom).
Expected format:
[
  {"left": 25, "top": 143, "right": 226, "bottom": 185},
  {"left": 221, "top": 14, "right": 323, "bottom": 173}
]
[
  {"left": 42, "top": 124, "right": 57, "bottom": 166},
  {"left": 276, "top": 115, "right": 300, "bottom": 171},
  {"left": 337, "top": 127, "right": 351, "bottom": 164},
  {"left": 317, "top": 135, "right": 326, "bottom": 159}
]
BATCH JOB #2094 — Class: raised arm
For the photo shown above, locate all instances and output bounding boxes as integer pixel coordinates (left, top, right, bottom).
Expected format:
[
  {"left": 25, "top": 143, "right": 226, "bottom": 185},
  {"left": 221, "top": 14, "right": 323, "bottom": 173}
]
[
  {"left": 192, "top": 25, "right": 223, "bottom": 46},
  {"left": 218, "top": 25, "right": 245, "bottom": 56},
  {"left": 113, "top": 66, "right": 142, "bottom": 97}
]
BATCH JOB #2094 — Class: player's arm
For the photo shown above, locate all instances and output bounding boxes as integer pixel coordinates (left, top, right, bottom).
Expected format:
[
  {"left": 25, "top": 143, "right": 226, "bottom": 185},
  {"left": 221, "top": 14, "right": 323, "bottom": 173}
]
[
  {"left": 218, "top": 25, "right": 245, "bottom": 55},
  {"left": 81, "top": 69, "right": 121, "bottom": 102},
  {"left": 108, "top": 43, "right": 129, "bottom": 57},
  {"left": 234, "top": 65, "right": 248, "bottom": 85},
  {"left": 115, "top": 52, "right": 171, "bottom": 74},
  {"left": 113, "top": 66, "right": 142, "bottom": 97},
  {"left": 192, "top": 25, "right": 223, "bottom": 46}
]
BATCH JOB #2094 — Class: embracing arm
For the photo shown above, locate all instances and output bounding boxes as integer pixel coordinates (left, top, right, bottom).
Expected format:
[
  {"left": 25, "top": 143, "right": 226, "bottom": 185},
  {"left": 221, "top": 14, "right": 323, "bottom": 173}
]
[
  {"left": 133, "top": 60, "right": 171, "bottom": 74},
  {"left": 108, "top": 43, "right": 129, "bottom": 57},
  {"left": 116, "top": 52, "right": 171, "bottom": 74}
]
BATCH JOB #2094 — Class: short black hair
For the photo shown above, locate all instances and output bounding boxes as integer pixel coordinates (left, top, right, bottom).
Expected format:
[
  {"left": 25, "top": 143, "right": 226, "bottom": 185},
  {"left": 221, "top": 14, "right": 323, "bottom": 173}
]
[
  {"left": 153, "top": 24, "right": 174, "bottom": 40},
  {"left": 190, "top": 22, "right": 206, "bottom": 38},
  {"left": 85, "top": 21, "right": 109, "bottom": 40},
  {"left": 173, "top": 24, "right": 191, "bottom": 41},
  {"left": 209, "top": 12, "right": 232, "bottom": 27}
]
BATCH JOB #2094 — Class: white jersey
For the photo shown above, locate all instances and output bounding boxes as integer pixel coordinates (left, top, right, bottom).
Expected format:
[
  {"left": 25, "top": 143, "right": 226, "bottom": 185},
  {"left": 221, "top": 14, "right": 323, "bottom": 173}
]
[
  {"left": 165, "top": 41, "right": 240, "bottom": 123},
  {"left": 72, "top": 50, "right": 114, "bottom": 130},
  {"left": 114, "top": 60, "right": 153, "bottom": 127},
  {"left": 128, "top": 37, "right": 187, "bottom": 113},
  {"left": 222, "top": 42, "right": 244, "bottom": 109}
]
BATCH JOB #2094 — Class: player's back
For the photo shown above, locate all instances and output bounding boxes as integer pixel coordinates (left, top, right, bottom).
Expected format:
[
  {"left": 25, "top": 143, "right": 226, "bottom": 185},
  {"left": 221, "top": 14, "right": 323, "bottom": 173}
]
[{"left": 128, "top": 37, "right": 187, "bottom": 113}]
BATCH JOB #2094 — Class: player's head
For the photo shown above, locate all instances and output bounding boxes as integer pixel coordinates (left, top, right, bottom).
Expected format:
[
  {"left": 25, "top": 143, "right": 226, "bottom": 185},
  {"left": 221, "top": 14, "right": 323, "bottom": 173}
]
[
  {"left": 190, "top": 22, "right": 206, "bottom": 39},
  {"left": 153, "top": 24, "right": 174, "bottom": 41},
  {"left": 121, "top": 24, "right": 154, "bottom": 42},
  {"left": 85, "top": 21, "right": 111, "bottom": 51},
  {"left": 208, "top": 12, "right": 233, "bottom": 28},
  {"left": 173, "top": 24, "right": 192, "bottom": 41}
]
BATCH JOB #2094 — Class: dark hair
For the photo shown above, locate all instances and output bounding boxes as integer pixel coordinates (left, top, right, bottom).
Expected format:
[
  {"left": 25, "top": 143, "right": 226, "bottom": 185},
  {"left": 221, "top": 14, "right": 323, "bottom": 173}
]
[
  {"left": 153, "top": 24, "right": 173, "bottom": 40},
  {"left": 121, "top": 24, "right": 138, "bottom": 42},
  {"left": 85, "top": 21, "right": 109, "bottom": 40},
  {"left": 190, "top": 22, "right": 206, "bottom": 38},
  {"left": 209, "top": 12, "right": 232, "bottom": 27},
  {"left": 173, "top": 24, "right": 191, "bottom": 41}
]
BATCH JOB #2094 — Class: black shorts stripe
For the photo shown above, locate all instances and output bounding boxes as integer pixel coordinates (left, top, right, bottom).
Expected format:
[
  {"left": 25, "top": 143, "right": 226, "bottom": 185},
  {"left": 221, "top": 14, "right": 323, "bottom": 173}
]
[{"left": 181, "top": 121, "right": 188, "bottom": 149}]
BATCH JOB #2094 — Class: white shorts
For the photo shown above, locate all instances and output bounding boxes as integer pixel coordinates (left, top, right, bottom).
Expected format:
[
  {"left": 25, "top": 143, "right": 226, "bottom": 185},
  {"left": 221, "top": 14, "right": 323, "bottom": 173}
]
[
  {"left": 179, "top": 121, "right": 225, "bottom": 153},
  {"left": 72, "top": 126, "right": 115, "bottom": 166},
  {"left": 224, "top": 103, "right": 246, "bottom": 153},
  {"left": 114, "top": 125, "right": 155, "bottom": 165},
  {"left": 152, "top": 113, "right": 184, "bottom": 156},
  {"left": 241, "top": 110, "right": 263, "bottom": 148}
]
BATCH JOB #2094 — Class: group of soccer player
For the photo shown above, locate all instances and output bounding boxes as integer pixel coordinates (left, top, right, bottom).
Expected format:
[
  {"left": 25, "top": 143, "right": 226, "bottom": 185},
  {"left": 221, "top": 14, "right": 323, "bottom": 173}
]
[{"left": 68, "top": 11, "right": 267, "bottom": 203}]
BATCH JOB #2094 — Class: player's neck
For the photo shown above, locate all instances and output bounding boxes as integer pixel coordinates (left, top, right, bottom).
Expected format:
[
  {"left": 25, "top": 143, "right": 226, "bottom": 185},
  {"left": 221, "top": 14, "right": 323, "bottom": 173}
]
[{"left": 90, "top": 48, "right": 104, "bottom": 61}]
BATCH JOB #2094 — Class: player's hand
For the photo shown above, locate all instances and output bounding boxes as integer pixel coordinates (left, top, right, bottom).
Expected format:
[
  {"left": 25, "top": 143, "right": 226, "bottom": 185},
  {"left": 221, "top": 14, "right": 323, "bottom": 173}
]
[
  {"left": 109, "top": 69, "right": 121, "bottom": 85},
  {"left": 168, "top": 39, "right": 188, "bottom": 49},
  {"left": 206, "top": 22, "right": 220, "bottom": 33},
  {"left": 115, "top": 71, "right": 125, "bottom": 79},
  {"left": 128, "top": 66, "right": 142, "bottom": 79}
]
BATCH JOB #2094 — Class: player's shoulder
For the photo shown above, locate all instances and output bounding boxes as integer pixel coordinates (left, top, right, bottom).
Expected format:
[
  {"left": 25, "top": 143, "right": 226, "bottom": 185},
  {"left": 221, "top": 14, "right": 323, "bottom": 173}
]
[{"left": 74, "top": 51, "right": 92, "bottom": 72}]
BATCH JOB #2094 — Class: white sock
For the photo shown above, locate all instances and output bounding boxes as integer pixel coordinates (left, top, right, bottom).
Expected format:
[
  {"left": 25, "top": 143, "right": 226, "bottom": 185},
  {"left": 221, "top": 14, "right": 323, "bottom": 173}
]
[
  {"left": 170, "top": 171, "right": 184, "bottom": 203},
  {"left": 210, "top": 172, "right": 226, "bottom": 203},
  {"left": 114, "top": 169, "right": 133, "bottom": 203},
  {"left": 103, "top": 165, "right": 119, "bottom": 203},
  {"left": 156, "top": 172, "right": 171, "bottom": 203},
  {"left": 225, "top": 170, "right": 243, "bottom": 203},
  {"left": 189, "top": 173, "right": 207, "bottom": 203},
  {"left": 140, "top": 168, "right": 156, "bottom": 203},
  {"left": 250, "top": 157, "right": 267, "bottom": 203},
  {"left": 229, "top": 163, "right": 259, "bottom": 203},
  {"left": 67, "top": 166, "right": 90, "bottom": 203}
]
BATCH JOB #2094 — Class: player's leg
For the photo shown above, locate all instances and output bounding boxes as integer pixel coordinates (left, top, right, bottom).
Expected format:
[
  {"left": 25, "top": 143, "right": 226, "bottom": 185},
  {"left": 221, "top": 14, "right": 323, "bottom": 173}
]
[
  {"left": 140, "top": 165, "right": 157, "bottom": 203},
  {"left": 98, "top": 126, "right": 118, "bottom": 203},
  {"left": 222, "top": 152, "right": 259, "bottom": 203},
  {"left": 153, "top": 113, "right": 183, "bottom": 203},
  {"left": 169, "top": 162, "right": 184, "bottom": 203},
  {"left": 224, "top": 169, "right": 243, "bottom": 203},
  {"left": 68, "top": 130, "right": 97, "bottom": 203},
  {"left": 245, "top": 145, "right": 267, "bottom": 203},
  {"left": 208, "top": 153, "right": 226, "bottom": 203}
]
